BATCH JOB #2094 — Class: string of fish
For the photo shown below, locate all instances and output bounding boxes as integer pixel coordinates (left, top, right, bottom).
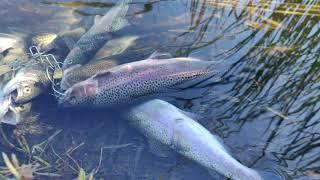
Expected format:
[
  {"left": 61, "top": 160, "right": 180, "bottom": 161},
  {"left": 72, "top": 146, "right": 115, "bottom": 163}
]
[{"left": 10, "top": 46, "right": 65, "bottom": 98}]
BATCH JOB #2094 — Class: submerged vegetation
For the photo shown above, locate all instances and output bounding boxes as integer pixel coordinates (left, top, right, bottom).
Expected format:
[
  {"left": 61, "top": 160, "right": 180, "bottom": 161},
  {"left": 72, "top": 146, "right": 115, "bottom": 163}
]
[{"left": 0, "top": 128, "right": 99, "bottom": 179}]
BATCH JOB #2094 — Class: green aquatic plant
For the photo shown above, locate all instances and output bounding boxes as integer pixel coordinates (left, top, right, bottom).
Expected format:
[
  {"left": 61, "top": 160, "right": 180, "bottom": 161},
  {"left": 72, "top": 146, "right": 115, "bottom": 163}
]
[
  {"left": 0, "top": 152, "right": 61, "bottom": 179},
  {"left": 77, "top": 168, "right": 94, "bottom": 180}
]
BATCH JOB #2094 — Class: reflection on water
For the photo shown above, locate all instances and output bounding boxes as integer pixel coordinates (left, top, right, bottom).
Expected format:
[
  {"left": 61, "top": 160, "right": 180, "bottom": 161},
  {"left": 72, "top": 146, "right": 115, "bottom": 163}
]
[{"left": 0, "top": 0, "right": 319, "bottom": 179}]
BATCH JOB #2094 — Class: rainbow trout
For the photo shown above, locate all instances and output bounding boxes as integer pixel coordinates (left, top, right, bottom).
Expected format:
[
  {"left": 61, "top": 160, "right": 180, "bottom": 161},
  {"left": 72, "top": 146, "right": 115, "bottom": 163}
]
[
  {"left": 2, "top": 0, "right": 132, "bottom": 104},
  {"left": 59, "top": 55, "right": 220, "bottom": 108},
  {"left": 62, "top": 0, "right": 132, "bottom": 69},
  {"left": 123, "top": 99, "right": 283, "bottom": 180}
]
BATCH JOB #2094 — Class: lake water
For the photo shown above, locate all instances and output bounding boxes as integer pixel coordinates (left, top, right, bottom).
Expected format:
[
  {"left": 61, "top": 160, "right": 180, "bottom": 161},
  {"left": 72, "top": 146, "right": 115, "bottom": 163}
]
[{"left": 0, "top": 0, "right": 319, "bottom": 179}]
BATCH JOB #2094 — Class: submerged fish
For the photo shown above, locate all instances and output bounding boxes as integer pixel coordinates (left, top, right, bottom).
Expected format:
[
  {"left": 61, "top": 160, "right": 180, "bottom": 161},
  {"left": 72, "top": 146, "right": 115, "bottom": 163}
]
[
  {"left": 62, "top": 0, "right": 132, "bottom": 69},
  {"left": 32, "top": 33, "right": 58, "bottom": 51},
  {"left": 123, "top": 99, "right": 283, "bottom": 180},
  {"left": 0, "top": 33, "right": 24, "bottom": 54},
  {"left": 3, "top": 61, "right": 51, "bottom": 104},
  {"left": 1, "top": 26, "right": 89, "bottom": 103},
  {"left": 32, "top": 27, "right": 86, "bottom": 53},
  {"left": 60, "top": 60, "right": 117, "bottom": 90},
  {"left": 59, "top": 54, "right": 219, "bottom": 108},
  {"left": 93, "top": 35, "right": 139, "bottom": 61},
  {"left": 0, "top": 33, "right": 27, "bottom": 66}
]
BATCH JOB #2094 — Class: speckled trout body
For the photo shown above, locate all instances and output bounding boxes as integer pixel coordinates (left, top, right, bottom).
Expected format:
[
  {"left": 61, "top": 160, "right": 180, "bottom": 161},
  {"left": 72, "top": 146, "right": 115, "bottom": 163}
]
[
  {"left": 124, "top": 99, "right": 283, "bottom": 180},
  {"left": 59, "top": 57, "right": 219, "bottom": 108},
  {"left": 60, "top": 60, "right": 117, "bottom": 90},
  {"left": 62, "top": 0, "right": 131, "bottom": 69}
]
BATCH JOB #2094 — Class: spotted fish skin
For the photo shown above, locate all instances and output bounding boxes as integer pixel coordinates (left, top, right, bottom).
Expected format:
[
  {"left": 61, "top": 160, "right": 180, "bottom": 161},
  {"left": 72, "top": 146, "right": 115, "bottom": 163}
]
[
  {"left": 62, "top": 0, "right": 131, "bottom": 69},
  {"left": 60, "top": 60, "right": 117, "bottom": 90},
  {"left": 62, "top": 33, "right": 112, "bottom": 69},
  {"left": 59, "top": 57, "right": 219, "bottom": 108},
  {"left": 123, "top": 99, "right": 283, "bottom": 180}
]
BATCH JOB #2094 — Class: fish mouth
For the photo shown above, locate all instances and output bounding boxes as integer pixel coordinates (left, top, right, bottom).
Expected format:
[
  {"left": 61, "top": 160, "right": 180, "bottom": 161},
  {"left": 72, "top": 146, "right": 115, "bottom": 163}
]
[
  {"left": 0, "top": 96, "right": 24, "bottom": 125},
  {"left": 1, "top": 107, "right": 20, "bottom": 125},
  {"left": 3, "top": 82, "right": 24, "bottom": 103},
  {"left": 3, "top": 77, "right": 39, "bottom": 103},
  {"left": 10, "top": 89, "right": 19, "bottom": 102}
]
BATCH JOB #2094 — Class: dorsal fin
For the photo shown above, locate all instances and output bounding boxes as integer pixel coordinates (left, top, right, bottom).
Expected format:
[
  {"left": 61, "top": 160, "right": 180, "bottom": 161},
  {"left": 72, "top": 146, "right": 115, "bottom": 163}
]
[
  {"left": 94, "top": 15, "right": 102, "bottom": 24},
  {"left": 148, "top": 51, "right": 173, "bottom": 60}
]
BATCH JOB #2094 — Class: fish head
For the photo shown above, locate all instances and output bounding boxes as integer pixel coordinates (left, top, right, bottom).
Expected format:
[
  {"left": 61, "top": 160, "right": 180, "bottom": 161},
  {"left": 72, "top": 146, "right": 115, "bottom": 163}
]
[
  {"left": 59, "top": 79, "right": 98, "bottom": 107},
  {"left": 32, "top": 33, "right": 58, "bottom": 52},
  {"left": 60, "top": 64, "right": 82, "bottom": 90},
  {"left": 3, "top": 71, "right": 44, "bottom": 104}
]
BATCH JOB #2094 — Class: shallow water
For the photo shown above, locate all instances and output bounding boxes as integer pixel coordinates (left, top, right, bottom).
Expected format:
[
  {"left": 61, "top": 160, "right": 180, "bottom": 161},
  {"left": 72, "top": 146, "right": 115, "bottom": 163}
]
[{"left": 0, "top": 0, "right": 319, "bottom": 179}]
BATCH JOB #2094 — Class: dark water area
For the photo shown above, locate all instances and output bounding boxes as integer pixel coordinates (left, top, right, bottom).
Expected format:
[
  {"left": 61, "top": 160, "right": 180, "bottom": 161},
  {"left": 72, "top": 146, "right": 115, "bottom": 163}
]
[{"left": 0, "top": 0, "right": 319, "bottom": 179}]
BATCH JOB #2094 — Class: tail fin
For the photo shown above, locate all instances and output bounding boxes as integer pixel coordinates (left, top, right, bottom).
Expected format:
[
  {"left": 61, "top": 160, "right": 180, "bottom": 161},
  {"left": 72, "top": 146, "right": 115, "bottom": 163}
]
[{"left": 88, "top": 0, "right": 132, "bottom": 35}]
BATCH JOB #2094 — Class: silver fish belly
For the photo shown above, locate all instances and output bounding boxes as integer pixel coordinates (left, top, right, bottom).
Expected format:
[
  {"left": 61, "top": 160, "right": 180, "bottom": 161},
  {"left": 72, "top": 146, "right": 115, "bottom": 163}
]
[{"left": 124, "top": 99, "right": 264, "bottom": 180}]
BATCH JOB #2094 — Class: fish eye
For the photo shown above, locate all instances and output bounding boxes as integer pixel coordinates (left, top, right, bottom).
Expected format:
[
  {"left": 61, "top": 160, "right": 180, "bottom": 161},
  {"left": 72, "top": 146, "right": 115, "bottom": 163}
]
[{"left": 24, "top": 86, "right": 32, "bottom": 94}]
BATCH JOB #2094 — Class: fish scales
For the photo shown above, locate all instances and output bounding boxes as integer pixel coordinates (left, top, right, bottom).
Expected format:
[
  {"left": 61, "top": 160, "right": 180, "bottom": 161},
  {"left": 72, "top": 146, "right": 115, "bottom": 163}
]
[
  {"left": 61, "top": 60, "right": 117, "bottom": 90},
  {"left": 124, "top": 99, "right": 283, "bottom": 180},
  {"left": 60, "top": 58, "right": 217, "bottom": 107},
  {"left": 62, "top": 32, "right": 112, "bottom": 68},
  {"left": 62, "top": 0, "right": 132, "bottom": 69},
  {"left": 92, "top": 60, "right": 213, "bottom": 107}
]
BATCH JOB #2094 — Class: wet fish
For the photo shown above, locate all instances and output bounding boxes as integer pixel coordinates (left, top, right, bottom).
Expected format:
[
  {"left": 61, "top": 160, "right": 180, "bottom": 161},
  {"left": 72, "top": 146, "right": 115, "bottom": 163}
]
[
  {"left": 0, "top": 33, "right": 24, "bottom": 54},
  {"left": 32, "top": 33, "right": 58, "bottom": 51},
  {"left": 62, "top": 0, "right": 132, "bottom": 69},
  {"left": 123, "top": 99, "right": 283, "bottom": 180},
  {"left": 1, "top": 26, "right": 89, "bottom": 103},
  {"left": 2, "top": 25, "right": 135, "bottom": 104},
  {"left": 0, "top": 33, "right": 27, "bottom": 66},
  {"left": 32, "top": 27, "right": 86, "bottom": 53},
  {"left": 59, "top": 54, "right": 220, "bottom": 108},
  {"left": 3, "top": 62, "right": 51, "bottom": 104},
  {"left": 60, "top": 60, "right": 117, "bottom": 90},
  {"left": 93, "top": 35, "right": 139, "bottom": 61}
]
